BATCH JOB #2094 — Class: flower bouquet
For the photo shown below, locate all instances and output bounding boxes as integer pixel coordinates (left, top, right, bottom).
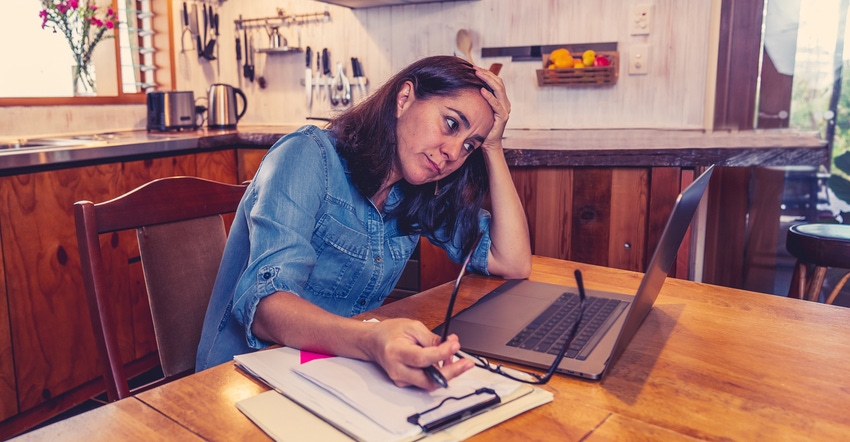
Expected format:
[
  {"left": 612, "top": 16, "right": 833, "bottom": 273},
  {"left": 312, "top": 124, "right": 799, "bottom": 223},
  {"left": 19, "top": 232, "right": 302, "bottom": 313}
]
[{"left": 39, "top": 0, "right": 118, "bottom": 95}]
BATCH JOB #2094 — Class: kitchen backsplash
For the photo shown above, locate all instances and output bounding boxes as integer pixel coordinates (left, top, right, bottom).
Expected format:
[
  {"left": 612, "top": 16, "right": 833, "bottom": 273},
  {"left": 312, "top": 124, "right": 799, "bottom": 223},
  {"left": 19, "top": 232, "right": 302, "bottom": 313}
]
[{"left": 0, "top": 0, "right": 713, "bottom": 138}]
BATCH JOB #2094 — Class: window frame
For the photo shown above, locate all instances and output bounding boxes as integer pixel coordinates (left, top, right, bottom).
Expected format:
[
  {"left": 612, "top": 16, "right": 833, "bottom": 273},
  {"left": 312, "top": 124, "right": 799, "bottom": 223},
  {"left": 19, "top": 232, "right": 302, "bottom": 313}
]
[{"left": 0, "top": 0, "right": 175, "bottom": 107}]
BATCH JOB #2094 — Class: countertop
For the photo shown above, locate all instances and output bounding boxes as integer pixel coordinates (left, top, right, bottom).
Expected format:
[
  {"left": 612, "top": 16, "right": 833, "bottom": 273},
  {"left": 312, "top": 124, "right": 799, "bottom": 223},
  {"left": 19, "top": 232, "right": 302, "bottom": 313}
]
[{"left": 0, "top": 125, "right": 828, "bottom": 174}]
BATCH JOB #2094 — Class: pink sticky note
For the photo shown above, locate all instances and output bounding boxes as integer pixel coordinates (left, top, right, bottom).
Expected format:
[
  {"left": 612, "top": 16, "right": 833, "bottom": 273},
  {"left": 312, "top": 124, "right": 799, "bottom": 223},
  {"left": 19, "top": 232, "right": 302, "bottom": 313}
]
[{"left": 300, "top": 350, "right": 333, "bottom": 364}]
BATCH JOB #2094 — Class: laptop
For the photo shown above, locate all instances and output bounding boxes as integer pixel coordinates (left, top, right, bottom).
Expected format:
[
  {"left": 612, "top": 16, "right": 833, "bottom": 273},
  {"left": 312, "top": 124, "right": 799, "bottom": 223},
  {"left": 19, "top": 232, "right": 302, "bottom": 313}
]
[{"left": 434, "top": 165, "right": 715, "bottom": 380}]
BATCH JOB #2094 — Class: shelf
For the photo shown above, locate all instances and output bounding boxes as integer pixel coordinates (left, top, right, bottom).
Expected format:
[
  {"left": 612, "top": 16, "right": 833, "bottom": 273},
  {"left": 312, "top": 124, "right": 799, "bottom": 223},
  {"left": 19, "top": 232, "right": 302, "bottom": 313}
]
[{"left": 256, "top": 47, "right": 303, "bottom": 54}]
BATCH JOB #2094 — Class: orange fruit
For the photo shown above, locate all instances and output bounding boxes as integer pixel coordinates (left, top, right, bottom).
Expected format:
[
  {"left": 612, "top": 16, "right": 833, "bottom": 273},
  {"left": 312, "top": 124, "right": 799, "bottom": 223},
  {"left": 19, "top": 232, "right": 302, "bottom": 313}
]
[
  {"left": 553, "top": 56, "right": 574, "bottom": 69},
  {"left": 549, "top": 48, "right": 570, "bottom": 63}
]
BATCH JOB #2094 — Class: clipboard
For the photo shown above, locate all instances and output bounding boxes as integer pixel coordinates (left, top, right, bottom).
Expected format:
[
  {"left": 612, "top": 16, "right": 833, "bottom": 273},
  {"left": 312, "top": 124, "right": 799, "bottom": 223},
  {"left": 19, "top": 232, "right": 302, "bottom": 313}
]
[
  {"left": 406, "top": 387, "right": 501, "bottom": 433},
  {"left": 233, "top": 347, "right": 553, "bottom": 442}
]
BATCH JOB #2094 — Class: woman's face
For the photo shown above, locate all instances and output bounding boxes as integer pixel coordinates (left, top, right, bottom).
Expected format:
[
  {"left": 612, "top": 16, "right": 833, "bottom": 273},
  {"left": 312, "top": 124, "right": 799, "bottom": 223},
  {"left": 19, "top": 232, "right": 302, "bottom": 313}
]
[{"left": 392, "top": 81, "right": 494, "bottom": 186}]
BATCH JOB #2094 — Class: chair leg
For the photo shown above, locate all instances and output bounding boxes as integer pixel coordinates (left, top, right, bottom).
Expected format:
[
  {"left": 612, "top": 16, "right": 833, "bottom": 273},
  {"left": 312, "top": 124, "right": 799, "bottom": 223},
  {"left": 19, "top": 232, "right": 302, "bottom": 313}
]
[
  {"left": 807, "top": 266, "right": 828, "bottom": 302},
  {"left": 788, "top": 261, "right": 807, "bottom": 299},
  {"left": 825, "top": 271, "right": 850, "bottom": 305}
]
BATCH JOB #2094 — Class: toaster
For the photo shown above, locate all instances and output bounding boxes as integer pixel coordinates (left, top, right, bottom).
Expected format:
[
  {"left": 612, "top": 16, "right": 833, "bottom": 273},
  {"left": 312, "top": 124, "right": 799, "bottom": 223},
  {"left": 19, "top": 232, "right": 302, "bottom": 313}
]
[{"left": 146, "top": 91, "right": 197, "bottom": 131}]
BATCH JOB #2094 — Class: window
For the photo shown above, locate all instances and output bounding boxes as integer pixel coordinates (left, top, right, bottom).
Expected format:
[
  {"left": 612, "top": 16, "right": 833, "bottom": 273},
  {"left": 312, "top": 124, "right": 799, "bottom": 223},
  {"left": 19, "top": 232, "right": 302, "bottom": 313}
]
[{"left": 0, "top": 0, "right": 172, "bottom": 105}]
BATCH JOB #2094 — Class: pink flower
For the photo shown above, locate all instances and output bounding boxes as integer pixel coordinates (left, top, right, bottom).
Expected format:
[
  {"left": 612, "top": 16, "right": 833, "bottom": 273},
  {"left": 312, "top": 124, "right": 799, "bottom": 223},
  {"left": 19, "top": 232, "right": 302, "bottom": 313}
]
[
  {"left": 69, "top": 0, "right": 79, "bottom": 9},
  {"left": 105, "top": 21, "right": 114, "bottom": 29}
]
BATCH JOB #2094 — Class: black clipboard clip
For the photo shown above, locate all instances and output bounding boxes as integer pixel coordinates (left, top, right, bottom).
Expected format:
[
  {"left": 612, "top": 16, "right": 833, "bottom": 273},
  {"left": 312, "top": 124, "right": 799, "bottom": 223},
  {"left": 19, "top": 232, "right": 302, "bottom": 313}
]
[{"left": 406, "top": 388, "right": 501, "bottom": 433}]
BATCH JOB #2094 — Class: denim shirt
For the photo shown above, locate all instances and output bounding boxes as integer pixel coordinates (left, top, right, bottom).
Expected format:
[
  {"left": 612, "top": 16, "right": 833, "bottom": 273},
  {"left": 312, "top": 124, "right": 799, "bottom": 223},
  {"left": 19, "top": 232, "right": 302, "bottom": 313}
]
[{"left": 196, "top": 125, "right": 492, "bottom": 371}]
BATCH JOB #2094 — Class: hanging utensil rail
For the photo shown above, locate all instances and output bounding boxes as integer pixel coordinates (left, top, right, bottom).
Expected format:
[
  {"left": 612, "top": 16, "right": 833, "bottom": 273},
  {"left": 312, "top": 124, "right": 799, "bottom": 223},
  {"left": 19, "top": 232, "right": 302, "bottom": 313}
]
[{"left": 234, "top": 8, "right": 330, "bottom": 31}]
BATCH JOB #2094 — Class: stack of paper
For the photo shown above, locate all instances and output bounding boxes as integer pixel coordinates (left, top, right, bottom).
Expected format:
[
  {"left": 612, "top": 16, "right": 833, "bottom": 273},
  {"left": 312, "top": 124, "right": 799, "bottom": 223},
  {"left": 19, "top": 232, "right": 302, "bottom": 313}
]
[{"left": 234, "top": 347, "right": 553, "bottom": 441}]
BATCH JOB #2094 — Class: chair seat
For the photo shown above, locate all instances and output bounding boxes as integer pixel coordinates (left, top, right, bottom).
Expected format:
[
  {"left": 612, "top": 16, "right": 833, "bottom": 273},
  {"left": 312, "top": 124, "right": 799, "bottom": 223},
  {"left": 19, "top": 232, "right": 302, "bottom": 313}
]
[{"left": 786, "top": 224, "right": 850, "bottom": 269}]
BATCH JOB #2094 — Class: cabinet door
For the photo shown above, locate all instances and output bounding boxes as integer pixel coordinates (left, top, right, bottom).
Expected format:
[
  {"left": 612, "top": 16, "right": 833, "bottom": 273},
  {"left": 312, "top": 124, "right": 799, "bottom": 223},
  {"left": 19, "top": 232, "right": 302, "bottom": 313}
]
[
  {"left": 0, "top": 164, "right": 123, "bottom": 411},
  {"left": 196, "top": 149, "right": 238, "bottom": 184},
  {"left": 237, "top": 148, "right": 268, "bottom": 183},
  {"left": 0, "top": 210, "right": 15, "bottom": 421}
]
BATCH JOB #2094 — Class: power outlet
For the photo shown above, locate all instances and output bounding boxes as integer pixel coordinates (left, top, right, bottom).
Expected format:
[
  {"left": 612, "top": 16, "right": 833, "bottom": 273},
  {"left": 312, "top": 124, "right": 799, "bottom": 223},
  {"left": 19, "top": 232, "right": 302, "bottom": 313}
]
[
  {"left": 629, "top": 45, "right": 650, "bottom": 75},
  {"left": 630, "top": 3, "right": 653, "bottom": 35}
]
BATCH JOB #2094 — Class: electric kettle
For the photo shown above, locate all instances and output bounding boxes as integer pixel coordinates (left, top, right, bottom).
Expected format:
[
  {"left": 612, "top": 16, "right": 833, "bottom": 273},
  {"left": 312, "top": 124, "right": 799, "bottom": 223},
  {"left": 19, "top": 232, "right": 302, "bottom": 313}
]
[{"left": 207, "top": 84, "right": 247, "bottom": 128}]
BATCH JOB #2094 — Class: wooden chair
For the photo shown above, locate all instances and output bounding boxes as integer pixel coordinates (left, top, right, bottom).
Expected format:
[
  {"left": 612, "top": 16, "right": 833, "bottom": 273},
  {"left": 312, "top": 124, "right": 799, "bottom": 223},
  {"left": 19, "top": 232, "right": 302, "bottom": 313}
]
[
  {"left": 786, "top": 223, "right": 850, "bottom": 304},
  {"left": 74, "top": 176, "right": 247, "bottom": 402}
]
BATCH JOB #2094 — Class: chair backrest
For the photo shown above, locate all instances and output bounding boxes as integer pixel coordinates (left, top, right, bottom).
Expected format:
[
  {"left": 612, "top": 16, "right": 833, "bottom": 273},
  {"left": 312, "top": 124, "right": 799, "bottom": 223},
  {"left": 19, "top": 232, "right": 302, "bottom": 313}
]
[{"left": 74, "top": 176, "right": 247, "bottom": 402}]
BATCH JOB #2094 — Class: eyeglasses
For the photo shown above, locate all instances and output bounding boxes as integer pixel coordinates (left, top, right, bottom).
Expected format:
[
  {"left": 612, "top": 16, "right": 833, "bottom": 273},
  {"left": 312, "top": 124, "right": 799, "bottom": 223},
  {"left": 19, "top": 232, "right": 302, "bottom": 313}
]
[{"left": 440, "top": 232, "right": 587, "bottom": 385}]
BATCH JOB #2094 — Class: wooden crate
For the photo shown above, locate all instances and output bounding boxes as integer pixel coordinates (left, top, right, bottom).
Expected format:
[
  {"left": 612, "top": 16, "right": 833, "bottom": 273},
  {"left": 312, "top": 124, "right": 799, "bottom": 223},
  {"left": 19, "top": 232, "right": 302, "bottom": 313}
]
[{"left": 536, "top": 51, "right": 619, "bottom": 87}]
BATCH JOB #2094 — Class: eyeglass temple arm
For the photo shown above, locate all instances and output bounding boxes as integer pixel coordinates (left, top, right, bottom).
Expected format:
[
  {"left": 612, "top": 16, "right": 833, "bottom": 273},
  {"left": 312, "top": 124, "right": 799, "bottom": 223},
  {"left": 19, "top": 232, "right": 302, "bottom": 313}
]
[
  {"left": 440, "top": 230, "right": 485, "bottom": 342},
  {"left": 537, "top": 269, "right": 587, "bottom": 383}
]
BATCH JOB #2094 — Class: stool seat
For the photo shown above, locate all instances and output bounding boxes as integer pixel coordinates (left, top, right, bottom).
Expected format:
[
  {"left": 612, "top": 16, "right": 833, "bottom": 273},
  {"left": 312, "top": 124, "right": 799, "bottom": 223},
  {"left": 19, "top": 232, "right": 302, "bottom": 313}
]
[{"left": 786, "top": 223, "right": 850, "bottom": 304}]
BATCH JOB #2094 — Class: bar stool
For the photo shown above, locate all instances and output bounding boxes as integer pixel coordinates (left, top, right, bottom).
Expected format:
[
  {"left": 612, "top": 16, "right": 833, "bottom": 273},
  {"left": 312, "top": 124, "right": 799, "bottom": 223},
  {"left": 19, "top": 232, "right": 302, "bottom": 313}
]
[{"left": 786, "top": 223, "right": 850, "bottom": 304}]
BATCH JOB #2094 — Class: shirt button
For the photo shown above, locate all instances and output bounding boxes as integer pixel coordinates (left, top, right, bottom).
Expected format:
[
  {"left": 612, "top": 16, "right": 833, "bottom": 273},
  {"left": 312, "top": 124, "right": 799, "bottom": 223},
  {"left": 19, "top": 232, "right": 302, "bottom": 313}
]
[
  {"left": 359, "top": 300, "right": 366, "bottom": 306},
  {"left": 262, "top": 272, "right": 271, "bottom": 280},
  {"left": 375, "top": 256, "right": 382, "bottom": 263}
]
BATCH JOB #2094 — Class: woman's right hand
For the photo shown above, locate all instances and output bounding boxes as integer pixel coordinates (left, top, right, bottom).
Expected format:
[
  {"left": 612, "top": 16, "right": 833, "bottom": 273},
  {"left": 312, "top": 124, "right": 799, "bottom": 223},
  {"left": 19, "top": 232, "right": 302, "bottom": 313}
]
[{"left": 365, "top": 318, "right": 474, "bottom": 390}]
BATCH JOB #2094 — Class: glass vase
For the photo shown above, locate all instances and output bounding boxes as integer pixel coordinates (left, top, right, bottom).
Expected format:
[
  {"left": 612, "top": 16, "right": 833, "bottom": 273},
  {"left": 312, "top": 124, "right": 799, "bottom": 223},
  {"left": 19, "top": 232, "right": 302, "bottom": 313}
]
[{"left": 72, "top": 64, "right": 97, "bottom": 96}]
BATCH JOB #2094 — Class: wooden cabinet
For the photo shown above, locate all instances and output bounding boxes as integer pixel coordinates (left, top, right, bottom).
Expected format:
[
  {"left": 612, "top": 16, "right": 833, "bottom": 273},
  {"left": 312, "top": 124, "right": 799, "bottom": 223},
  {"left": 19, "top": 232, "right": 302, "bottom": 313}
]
[
  {"left": 0, "top": 150, "right": 237, "bottom": 438},
  {"left": 0, "top": 222, "right": 14, "bottom": 422},
  {"left": 0, "top": 164, "right": 123, "bottom": 412},
  {"left": 511, "top": 166, "right": 695, "bottom": 277}
]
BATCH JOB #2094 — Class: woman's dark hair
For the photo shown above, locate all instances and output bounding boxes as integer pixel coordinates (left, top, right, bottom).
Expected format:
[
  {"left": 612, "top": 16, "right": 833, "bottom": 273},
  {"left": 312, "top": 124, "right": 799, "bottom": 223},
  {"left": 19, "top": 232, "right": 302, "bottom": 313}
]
[{"left": 329, "top": 55, "right": 493, "bottom": 253}]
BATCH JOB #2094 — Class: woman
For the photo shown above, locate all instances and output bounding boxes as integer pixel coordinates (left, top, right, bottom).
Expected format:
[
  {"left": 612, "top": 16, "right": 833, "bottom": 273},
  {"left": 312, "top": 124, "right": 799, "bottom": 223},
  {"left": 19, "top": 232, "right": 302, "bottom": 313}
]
[{"left": 196, "top": 55, "right": 531, "bottom": 390}]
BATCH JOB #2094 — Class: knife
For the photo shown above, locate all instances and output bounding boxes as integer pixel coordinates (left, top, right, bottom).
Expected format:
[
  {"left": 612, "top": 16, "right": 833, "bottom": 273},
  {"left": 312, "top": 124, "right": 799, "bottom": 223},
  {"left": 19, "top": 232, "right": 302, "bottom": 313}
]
[
  {"left": 351, "top": 57, "right": 366, "bottom": 98},
  {"left": 236, "top": 32, "right": 242, "bottom": 87},
  {"left": 322, "top": 48, "right": 331, "bottom": 104},
  {"left": 248, "top": 33, "right": 255, "bottom": 82},
  {"left": 316, "top": 51, "right": 324, "bottom": 102},
  {"left": 305, "top": 46, "right": 313, "bottom": 110},
  {"left": 243, "top": 28, "right": 249, "bottom": 79},
  {"left": 192, "top": 4, "right": 202, "bottom": 58}
]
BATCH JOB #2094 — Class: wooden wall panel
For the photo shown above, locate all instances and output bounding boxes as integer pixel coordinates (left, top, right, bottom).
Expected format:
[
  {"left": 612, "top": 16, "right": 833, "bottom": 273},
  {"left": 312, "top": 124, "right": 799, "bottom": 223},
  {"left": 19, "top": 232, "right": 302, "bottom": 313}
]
[
  {"left": 703, "top": 167, "right": 750, "bottom": 288},
  {"left": 531, "top": 168, "right": 573, "bottom": 260},
  {"left": 511, "top": 166, "right": 696, "bottom": 276},
  {"left": 675, "top": 169, "right": 696, "bottom": 280},
  {"left": 608, "top": 168, "right": 649, "bottom": 272},
  {"left": 647, "top": 168, "right": 683, "bottom": 277},
  {"left": 742, "top": 167, "right": 785, "bottom": 293},
  {"left": 419, "top": 238, "right": 461, "bottom": 291},
  {"left": 0, "top": 184, "right": 16, "bottom": 421},
  {"left": 0, "top": 164, "right": 122, "bottom": 411},
  {"left": 571, "top": 168, "right": 613, "bottom": 267},
  {"left": 508, "top": 168, "right": 540, "bottom": 254}
]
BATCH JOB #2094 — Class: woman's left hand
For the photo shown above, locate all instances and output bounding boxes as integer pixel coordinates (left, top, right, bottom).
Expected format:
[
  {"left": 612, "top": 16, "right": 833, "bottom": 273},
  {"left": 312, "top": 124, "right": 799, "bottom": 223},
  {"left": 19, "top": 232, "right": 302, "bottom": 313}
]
[{"left": 474, "top": 67, "right": 511, "bottom": 153}]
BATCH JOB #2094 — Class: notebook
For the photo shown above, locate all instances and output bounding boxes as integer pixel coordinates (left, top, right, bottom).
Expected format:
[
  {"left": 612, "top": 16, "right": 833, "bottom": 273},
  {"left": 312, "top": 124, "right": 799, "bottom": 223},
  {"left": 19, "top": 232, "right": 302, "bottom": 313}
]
[{"left": 435, "top": 165, "right": 714, "bottom": 380}]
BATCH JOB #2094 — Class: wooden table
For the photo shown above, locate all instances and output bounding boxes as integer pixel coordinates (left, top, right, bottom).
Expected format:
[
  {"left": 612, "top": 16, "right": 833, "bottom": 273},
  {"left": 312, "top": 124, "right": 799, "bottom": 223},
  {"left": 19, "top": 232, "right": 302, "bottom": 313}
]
[{"left": 15, "top": 256, "right": 850, "bottom": 441}]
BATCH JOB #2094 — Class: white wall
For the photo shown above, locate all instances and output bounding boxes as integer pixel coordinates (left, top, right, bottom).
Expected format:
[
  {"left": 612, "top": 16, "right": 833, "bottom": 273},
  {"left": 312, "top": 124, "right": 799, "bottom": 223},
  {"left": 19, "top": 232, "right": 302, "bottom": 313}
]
[{"left": 0, "top": 0, "right": 715, "bottom": 138}]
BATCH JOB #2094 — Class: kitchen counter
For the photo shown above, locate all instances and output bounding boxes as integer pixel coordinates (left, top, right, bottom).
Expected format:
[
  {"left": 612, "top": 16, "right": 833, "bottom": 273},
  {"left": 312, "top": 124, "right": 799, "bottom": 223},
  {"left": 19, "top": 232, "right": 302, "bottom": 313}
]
[{"left": 0, "top": 125, "right": 827, "bottom": 174}]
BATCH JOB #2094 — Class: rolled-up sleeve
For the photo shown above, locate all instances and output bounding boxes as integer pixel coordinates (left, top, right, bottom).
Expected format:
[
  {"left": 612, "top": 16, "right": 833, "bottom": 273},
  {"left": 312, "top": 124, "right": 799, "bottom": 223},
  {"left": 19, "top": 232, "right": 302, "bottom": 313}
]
[{"left": 230, "top": 130, "right": 329, "bottom": 349}]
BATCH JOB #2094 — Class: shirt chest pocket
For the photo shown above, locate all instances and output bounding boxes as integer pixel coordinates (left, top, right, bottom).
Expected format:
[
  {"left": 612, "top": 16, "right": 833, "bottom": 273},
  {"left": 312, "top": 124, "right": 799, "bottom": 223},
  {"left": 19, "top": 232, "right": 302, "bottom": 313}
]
[{"left": 308, "top": 214, "right": 370, "bottom": 299}]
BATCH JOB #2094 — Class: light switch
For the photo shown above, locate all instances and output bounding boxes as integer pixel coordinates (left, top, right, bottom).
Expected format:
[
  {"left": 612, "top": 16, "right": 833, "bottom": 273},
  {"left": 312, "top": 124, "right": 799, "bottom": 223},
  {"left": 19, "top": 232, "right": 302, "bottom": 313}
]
[
  {"left": 629, "top": 45, "right": 650, "bottom": 75},
  {"left": 630, "top": 3, "right": 653, "bottom": 35}
]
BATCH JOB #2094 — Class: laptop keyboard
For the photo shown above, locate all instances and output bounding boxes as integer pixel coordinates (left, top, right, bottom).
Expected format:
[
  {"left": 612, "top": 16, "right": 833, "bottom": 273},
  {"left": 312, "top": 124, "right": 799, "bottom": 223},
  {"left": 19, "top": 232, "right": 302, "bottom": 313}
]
[{"left": 506, "top": 293, "right": 625, "bottom": 360}]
